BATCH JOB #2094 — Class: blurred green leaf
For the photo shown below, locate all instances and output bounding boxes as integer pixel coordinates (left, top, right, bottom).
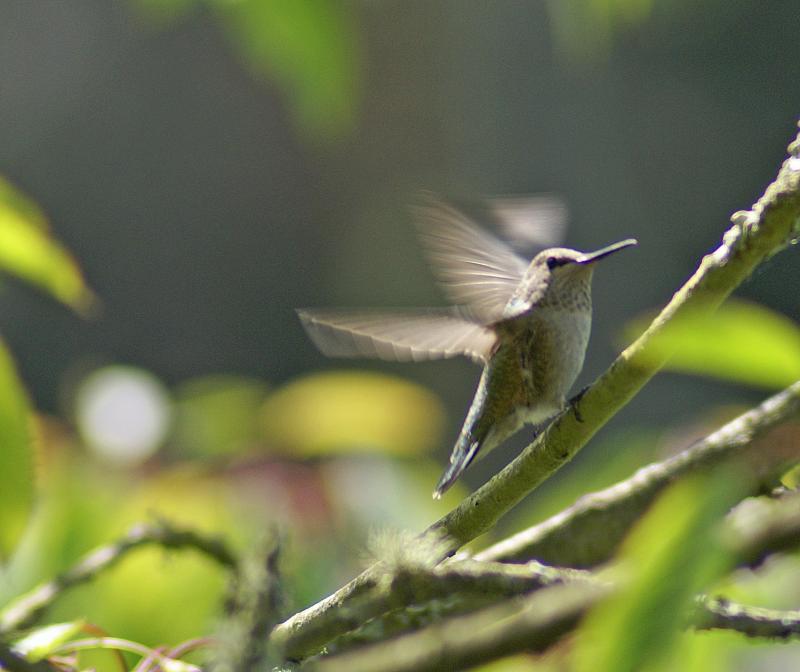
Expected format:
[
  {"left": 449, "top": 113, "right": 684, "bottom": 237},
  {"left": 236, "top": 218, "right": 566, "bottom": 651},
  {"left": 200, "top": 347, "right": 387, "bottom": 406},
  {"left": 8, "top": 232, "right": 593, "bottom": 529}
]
[
  {"left": 260, "top": 371, "right": 444, "bottom": 457},
  {"left": 0, "top": 178, "right": 95, "bottom": 312},
  {"left": 0, "top": 338, "right": 35, "bottom": 559},
  {"left": 573, "top": 470, "right": 743, "bottom": 672},
  {"left": 173, "top": 375, "right": 268, "bottom": 457},
  {"left": 12, "top": 620, "right": 84, "bottom": 661},
  {"left": 623, "top": 300, "right": 800, "bottom": 389},
  {"left": 132, "top": 0, "right": 359, "bottom": 141},
  {"left": 217, "top": 0, "right": 358, "bottom": 141}
]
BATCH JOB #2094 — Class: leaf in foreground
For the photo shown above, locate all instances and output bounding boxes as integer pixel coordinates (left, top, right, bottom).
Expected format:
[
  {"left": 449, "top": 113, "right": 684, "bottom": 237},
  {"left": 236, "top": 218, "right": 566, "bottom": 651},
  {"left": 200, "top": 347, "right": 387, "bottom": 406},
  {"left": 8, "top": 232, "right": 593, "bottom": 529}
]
[
  {"left": 574, "top": 470, "right": 742, "bottom": 672},
  {"left": 623, "top": 299, "right": 800, "bottom": 389},
  {"left": 12, "top": 620, "right": 84, "bottom": 661},
  {"left": 0, "top": 338, "right": 35, "bottom": 559},
  {"left": 0, "top": 177, "right": 95, "bottom": 312}
]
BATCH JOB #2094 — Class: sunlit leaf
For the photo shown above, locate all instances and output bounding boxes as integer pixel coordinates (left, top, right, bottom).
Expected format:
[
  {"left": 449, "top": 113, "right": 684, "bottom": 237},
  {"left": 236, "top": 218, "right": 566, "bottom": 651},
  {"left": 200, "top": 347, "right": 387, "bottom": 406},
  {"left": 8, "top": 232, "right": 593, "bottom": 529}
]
[
  {"left": 573, "top": 470, "right": 743, "bottom": 672},
  {"left": 623, "top": 300, "right": 800, "bottom": 389},
  {"left": 260, "top": 371, "right": 444, "bottom": 457},
  {"left": 0, "top": 178, "right": 95, "bottom": 312},
  {"left": 173, "top": 375, "right": 268, "bottom": 457},
  {"left": 12, "top": 621, "right": 84, "bottom": 661},
  {"left": 0, "top": 338, "right": 35, "bottom": 559},
  {"left": 215, "top": 0, "right": 358, "bottom": 141}
]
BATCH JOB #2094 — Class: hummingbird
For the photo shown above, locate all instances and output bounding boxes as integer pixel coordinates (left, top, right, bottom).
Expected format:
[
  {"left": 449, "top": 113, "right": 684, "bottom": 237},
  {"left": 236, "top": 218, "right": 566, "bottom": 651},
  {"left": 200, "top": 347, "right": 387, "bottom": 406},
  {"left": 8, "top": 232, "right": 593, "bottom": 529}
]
[{"left": 297, "top": 196, "right": 636, "bottom": 499}]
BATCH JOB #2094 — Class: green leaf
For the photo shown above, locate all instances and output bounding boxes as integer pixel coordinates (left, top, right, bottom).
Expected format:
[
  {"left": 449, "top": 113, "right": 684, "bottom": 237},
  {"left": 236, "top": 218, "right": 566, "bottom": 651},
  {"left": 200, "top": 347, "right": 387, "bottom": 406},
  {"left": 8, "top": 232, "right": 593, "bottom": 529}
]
[
  {"left": 0, "top": 178, "right": 95, "bottom": 312},
  {"left": 623, "top": 299, "right": 800, "bottom": 389},
  {"left": 216, "top": 0, "right": 359, "bottom": 141},
  {"left": 0, "top": 337, "right": 35, "bottom": 559},
  {"left": 573, "top": 469, "right": 743, "bottom": 672},
  {"left": 260, "top": 371, "right": 445, "bottom": 457},
  {"left": 12, "top": 621, "right": 85, "bottom": 661}
]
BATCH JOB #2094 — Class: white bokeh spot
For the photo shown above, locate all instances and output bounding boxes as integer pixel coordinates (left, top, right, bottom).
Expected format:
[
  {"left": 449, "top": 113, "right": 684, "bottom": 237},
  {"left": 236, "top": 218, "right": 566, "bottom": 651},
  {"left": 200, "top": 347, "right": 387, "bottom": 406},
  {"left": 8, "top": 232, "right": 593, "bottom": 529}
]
[{"left": 76, "top": 366, "right": 172, "bottom": 465}]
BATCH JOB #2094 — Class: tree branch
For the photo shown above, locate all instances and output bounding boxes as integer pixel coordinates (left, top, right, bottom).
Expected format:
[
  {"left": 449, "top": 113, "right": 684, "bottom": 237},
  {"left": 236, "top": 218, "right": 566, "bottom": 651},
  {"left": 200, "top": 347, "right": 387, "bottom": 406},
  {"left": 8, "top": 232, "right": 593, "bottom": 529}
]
[
  {"left": 695, "top": 597, "right": 800, "bottom": 639},
  {"left": 307, "top": 491, "right": 800, "bottom": 672},
  {"left": 0, "top": 521, "right": 237, "bottom": 634},
  {"left": 474, "top": 380, "right": 800, "bottom": 566},
  {"left": 321, "top": 560, "right": 593, "bottom": 655},
  {"left": 273, "top": 123, "right": 800, "bottom": 661}
]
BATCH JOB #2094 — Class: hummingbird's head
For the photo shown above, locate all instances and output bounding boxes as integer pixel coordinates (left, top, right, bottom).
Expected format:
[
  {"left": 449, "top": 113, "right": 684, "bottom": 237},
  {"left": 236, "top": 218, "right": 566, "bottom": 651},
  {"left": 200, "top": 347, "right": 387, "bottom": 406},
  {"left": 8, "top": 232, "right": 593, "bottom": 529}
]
[
  {"left": 534, "top": 238, "right": 637, "bottom": 273},
  {"left": 521, "top": 239, "right": 638, "bottom": 307}
]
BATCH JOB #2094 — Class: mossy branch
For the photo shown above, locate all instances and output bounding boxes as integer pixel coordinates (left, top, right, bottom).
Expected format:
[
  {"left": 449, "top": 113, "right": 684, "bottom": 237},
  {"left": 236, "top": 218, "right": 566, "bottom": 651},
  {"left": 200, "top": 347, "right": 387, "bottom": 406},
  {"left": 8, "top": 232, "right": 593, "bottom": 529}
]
[
  {"left": 307, "top": 491, "right": 800, "bottom": 672},
  {"left": 273, "top": 123, "right": 800, "bottom": 661}
]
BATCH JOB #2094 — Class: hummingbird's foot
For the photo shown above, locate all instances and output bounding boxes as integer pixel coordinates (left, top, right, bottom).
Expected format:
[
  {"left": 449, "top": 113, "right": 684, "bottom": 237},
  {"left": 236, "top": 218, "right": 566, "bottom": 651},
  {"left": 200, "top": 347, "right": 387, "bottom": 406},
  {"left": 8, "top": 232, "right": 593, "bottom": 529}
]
[{"left": 568, "top": 386, "right": 590, "bottom": 422}]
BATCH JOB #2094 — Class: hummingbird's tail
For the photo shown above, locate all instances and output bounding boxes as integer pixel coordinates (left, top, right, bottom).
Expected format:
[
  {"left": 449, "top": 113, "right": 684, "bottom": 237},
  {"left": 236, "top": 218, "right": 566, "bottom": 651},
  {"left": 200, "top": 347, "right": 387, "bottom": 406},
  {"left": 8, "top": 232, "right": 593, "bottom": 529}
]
[{"left": 432, "top": 435, "right": 481, "bottom": 499}]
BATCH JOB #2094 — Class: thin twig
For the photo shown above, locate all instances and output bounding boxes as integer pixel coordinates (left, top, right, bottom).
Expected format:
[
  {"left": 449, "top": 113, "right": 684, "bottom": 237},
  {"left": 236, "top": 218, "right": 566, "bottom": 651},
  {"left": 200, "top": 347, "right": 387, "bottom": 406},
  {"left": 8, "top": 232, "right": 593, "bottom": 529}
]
[
  {"left": 695, "top": 597, "right": 800, "bottom": 639},
  {"left": 0, "top": 521, "right": 237, "bottom": 634}
]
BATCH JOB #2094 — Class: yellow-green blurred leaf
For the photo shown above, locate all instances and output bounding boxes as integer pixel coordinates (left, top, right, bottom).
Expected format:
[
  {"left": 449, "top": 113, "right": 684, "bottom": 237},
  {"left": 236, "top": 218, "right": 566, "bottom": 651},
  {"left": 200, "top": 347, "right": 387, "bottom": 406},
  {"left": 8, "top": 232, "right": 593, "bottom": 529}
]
[
  {"left": 12, "top": 621, "right": 84, "bottom": 661},
  {"left": 574, "top": 470, "right": 742, "bottom": 672},
  {"left": 260, "top": 371, "right": 444, "bottom": 457},
  {"left": 623, "top": 300, "right": 800, "bottom": 389},
  {"left": 173, "top": 375, "right": 268, "bottom": 457},
  {"left": 0, "top": 338, "right": 35, "bottom": 559},
  {"left": 0, "top": 178, "right": 95, "bottom": 312}
]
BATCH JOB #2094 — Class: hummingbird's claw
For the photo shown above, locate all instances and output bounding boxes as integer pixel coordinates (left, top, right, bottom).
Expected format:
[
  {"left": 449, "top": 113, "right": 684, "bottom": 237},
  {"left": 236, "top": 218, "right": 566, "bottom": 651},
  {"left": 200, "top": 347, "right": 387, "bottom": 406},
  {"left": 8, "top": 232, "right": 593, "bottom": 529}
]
[{"left": 569, "top": 386, "right": 590, "bottom": 423}]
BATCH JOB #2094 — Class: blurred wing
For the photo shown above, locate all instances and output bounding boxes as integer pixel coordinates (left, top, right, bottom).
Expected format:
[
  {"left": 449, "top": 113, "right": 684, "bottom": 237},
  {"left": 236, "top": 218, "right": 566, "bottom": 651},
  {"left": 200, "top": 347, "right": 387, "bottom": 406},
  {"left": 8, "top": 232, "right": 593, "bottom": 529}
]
[
  {"left": 412, "top": 196, "right": 530, "bottom": 322},
  {"left": 487, "top": 195, "right": 568, "bottom": 251},
  {"left": 297, "top": 309, "right": 496, "bottom": 364}
]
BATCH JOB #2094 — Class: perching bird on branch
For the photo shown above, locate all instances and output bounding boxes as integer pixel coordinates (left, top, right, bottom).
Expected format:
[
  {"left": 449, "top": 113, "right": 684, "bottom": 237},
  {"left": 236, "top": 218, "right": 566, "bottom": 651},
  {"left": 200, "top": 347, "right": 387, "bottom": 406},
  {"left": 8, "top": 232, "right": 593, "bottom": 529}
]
[{"left": 298, "top": 195, "right": 636, "bottom": 498}]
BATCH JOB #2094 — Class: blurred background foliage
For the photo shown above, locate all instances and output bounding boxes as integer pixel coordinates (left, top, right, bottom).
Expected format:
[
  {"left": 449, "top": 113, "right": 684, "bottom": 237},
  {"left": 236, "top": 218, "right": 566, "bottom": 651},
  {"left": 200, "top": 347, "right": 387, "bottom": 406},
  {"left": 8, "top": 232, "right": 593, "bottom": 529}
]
[{"left": 0, "top": 0, "right": 799, "bottom": 669}]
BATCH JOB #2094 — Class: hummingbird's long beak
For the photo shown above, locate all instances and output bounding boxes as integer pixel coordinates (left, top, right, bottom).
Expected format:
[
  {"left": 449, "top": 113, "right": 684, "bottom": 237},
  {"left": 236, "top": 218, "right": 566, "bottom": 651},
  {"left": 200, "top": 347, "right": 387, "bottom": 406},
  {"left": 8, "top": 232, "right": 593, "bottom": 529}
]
[{"left": 576, "top": 238, "right": 638, "bottom": 264}]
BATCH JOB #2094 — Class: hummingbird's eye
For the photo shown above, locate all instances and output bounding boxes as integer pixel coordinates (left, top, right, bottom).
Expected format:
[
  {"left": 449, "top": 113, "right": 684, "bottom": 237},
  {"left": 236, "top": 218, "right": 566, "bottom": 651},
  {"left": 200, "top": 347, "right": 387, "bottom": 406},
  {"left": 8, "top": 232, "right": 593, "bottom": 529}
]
[{"left": 546, "top": 256, "right": 559, "bottom": 270}]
